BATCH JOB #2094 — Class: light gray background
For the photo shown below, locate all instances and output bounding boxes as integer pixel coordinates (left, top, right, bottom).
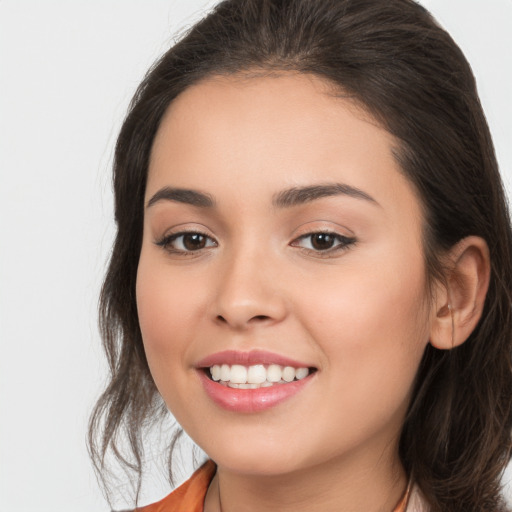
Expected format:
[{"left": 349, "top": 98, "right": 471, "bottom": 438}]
[{"left": 1, "top": 1, "right": 511, "bottom": 510}]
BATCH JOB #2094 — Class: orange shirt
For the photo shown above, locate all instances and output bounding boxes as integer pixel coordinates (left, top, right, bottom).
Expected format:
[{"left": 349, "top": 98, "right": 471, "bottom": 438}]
[
  {"left": 137, "top": 461, "right": 216, "bottom": 512},
  {"left": 137, "top": 460, "right": 414, "bottom": 512}
]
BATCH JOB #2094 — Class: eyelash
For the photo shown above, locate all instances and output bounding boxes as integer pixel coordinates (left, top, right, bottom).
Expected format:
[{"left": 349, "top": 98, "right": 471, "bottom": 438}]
[
  {"left": 291, "top": 232, "right": 356, "bottom": 256},
  {"left": 155, "top": 231, "right": 356, "bottom": 257},
  {"left": 155, "top": 231, "right": 217, "bottom": 255}
]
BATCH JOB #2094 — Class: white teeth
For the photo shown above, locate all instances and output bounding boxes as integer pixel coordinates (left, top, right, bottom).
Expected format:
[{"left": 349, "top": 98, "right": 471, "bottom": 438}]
[
  {"left": 267, "top": 364, "right": 282, "bottom": 382},
  {"left": 282, "top": 366, "right": 296, "bottom": 382},
  {"left": 230, "top": 364, "right": 247, "bottom": 384},
  {"left": 295, "top": 367, "right": 309, "bottom": 380},
  {"left": 220, "top": 364, "right": 230, "bottom": 382},
  {"left": 209, "top": 363, "right": 311, "bottom": 388},
  {"left": 239, "top": 383, "right": 256, "bottom": 389},
  {"left": 211, "top": 365, "right": 221, "bottom": 381},
  {"left": 247, "top": 364, "right": 266, "bottom": 384}
]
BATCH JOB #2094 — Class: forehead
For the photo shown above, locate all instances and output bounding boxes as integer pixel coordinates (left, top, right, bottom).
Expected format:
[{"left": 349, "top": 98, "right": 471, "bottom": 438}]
[
  {"left": 147, "top": 72, "right": 422, "bottom": 228},
  {"left": 150, "top": 73, "right": 388, "bottom": 178}
]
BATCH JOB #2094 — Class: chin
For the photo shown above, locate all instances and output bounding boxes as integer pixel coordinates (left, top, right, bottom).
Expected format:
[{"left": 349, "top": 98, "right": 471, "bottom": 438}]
[
  {"left": 193, "top": 428, "right": 322, "bottom": 477},
  {"left": 212, "top": 449, "right": 307, "bottom": 476}
]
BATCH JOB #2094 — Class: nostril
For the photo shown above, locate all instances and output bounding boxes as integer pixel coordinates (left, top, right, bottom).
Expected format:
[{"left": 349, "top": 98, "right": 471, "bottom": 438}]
[
  {"left": 215, "top": 313, "right": 272, "bottom": 328},
  {"left": 216, "top": 314, "right": 270, "bottom": 323},
  {"left": 252, "top": 315, "right": 270, "bottom": 322}
]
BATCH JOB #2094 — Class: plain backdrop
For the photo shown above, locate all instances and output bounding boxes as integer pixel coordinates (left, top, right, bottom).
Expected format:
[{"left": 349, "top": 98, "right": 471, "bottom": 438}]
[{"left": 1, "top": 1, "right": 511, "bottom": 510}]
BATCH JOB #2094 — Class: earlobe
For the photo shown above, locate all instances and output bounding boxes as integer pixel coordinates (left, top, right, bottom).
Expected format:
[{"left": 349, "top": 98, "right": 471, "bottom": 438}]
[{"left": 429, "top": 236, "right": 490, "bottom": 350}]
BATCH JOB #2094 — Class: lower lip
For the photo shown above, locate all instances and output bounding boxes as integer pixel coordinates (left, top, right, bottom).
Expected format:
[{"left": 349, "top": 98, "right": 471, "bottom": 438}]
[{"left": 198, "top": 370, "right": 314, "bottom": 413}]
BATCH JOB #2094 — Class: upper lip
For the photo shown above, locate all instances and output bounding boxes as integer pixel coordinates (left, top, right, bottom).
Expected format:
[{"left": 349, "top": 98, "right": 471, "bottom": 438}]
[{"left": 196, "top": 349, "right": 314, "bottom": 369}]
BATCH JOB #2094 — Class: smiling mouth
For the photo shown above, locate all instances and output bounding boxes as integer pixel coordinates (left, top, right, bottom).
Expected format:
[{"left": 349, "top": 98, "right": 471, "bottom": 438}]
[{"left": 204, "top": 364, "right": 317, "bottom": 389}]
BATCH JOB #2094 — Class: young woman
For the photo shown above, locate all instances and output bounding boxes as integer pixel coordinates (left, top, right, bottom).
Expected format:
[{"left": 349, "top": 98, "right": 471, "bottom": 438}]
[{"left": 89, "top": 1, "right": 512, "bottom": 510}]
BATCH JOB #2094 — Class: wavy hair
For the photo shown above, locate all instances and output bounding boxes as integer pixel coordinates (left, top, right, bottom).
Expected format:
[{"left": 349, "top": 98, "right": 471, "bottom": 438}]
[{"left": 89, "top": 1, "right": 512, "bottom": 510}]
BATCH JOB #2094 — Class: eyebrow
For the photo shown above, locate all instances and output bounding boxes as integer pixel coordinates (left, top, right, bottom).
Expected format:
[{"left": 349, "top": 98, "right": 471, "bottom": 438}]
[
  {"left": 146, "top": 187, "right": 216, "bottom": 209},
  {"left": 146, "top": 182, "right": 378, "bottom": 210},
  {"left": 272, "top": 183, "right": 379, "bottom": 208}
]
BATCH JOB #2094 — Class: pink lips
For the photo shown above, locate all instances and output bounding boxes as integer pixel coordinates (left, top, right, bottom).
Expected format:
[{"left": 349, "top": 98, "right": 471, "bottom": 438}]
[
  {"left": 196, "top": 349, "right": 311, "bottom": 368},
  {"left": 196, "top": 350, "right": 316, "bottom": 413}
]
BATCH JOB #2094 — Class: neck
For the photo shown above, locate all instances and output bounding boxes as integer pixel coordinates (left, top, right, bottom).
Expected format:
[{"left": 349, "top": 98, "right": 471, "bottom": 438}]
[{"left": 204, "top": 441, "right": 407, "bottom": 512}]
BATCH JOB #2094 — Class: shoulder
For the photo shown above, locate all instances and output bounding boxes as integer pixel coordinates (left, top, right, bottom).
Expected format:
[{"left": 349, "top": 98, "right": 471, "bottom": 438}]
[{"left": 135, "top": 460, "right": 217, "bottom": 512}]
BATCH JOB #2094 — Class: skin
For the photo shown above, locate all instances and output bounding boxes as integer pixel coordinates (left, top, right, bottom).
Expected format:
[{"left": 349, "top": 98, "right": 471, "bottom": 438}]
[{"left": 136, "top": 73, "right": 489, "bottom": 512}]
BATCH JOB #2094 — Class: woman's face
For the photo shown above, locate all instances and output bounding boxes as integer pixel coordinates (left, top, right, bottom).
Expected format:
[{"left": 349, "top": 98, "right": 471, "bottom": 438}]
[{"left": 136, "top": 73, "right": 433, "bottom": 476}]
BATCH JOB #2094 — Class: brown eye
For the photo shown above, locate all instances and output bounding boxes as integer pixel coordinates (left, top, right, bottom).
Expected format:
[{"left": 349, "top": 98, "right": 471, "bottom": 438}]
[
  {"left": 310, "top": 233, "right": 336, "bottom": 250},
  {"left": 291, "top": 232, "right": 356, "bottom": 254},
  {"left": 156, "top": 231, "right": 217, "bottom": 253},
  {"left": 182, "top": 233, "right": 207, "bottom": 250}
]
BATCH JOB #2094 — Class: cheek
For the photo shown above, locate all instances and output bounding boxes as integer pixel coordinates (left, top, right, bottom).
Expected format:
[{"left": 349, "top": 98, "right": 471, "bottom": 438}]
[
  {"left": 296, "top": 247, "right": 430, "bottom": 404},
  {"left": 135, "top": 254, "right": 199, "bottom": 382},
  {"left": 295, "top": 263, "right": 429, "bottom": 455}
]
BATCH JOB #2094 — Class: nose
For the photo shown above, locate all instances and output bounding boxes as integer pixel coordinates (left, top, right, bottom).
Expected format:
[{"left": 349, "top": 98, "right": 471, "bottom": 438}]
[{"left": 211, "top": 245, "right": 288, "bottom": 330}]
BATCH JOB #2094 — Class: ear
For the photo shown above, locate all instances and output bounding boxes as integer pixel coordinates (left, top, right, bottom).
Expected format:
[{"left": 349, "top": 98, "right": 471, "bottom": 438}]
[{"left": 429, "top": 236, "right": 490, "bottom": 350}]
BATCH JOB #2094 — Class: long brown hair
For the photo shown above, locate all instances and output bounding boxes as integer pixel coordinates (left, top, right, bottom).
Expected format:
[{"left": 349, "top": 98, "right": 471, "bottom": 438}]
[{"left": 89, "top": 1, "right": 512, "bottom": 510}]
